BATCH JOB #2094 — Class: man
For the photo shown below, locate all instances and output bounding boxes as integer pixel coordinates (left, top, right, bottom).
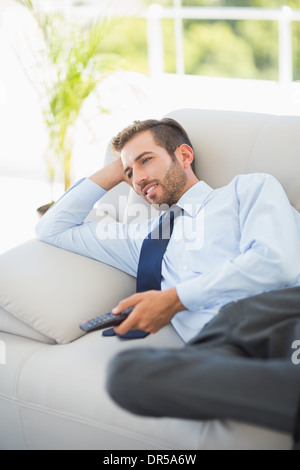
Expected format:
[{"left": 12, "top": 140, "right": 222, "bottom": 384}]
[{"left": 36, "top": 118, "right": 300, "bottom": 447}]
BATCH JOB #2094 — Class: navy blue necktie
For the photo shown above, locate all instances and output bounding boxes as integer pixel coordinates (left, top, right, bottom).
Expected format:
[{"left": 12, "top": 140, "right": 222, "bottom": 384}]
[
  {"left": 103, "top": 205, "right": 181, "bottom": 339},
  {"left": 136, "top": 206, "right": 179, "bottom": 292}
]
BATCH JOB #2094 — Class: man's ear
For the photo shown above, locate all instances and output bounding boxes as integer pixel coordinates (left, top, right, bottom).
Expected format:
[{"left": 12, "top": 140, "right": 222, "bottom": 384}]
[{"left": 178, "top": 144, "right": 194, "bottom": 169}]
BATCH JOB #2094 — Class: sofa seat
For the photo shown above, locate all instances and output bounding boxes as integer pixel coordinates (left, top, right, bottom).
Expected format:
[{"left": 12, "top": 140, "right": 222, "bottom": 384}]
[{"left": 0, "top": 329, "right": 292, "bottom": 450}]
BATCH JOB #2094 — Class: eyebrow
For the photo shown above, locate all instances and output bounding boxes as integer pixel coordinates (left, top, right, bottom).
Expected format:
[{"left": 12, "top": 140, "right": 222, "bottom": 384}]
[{"left": 124, "top": 151, "right": 152, "bottom": 176}]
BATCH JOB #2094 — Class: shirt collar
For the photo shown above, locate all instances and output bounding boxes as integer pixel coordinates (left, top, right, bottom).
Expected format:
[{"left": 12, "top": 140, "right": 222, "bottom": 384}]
[{"left": 177, "top": 181, "right": 214, "bottom": 217}]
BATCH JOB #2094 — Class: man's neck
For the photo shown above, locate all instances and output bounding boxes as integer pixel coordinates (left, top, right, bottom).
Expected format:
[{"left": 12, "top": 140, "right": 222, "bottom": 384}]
[{"left": 177, "top": 174, "right": 200, "bottom": 201}]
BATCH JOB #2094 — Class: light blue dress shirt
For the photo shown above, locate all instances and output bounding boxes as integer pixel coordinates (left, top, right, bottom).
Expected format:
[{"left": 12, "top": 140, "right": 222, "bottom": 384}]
[{"left": 36, "top": 173, "right": 300, "bottom": 342}]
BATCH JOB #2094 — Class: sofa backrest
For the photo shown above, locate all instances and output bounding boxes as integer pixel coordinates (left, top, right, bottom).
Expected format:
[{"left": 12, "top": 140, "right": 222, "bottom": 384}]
[
  {"left": 103, "top": 109, "right": 300, "bottom": 218},
  {"left": 166, "top": 109, "right": 300, "bottom": 211}
]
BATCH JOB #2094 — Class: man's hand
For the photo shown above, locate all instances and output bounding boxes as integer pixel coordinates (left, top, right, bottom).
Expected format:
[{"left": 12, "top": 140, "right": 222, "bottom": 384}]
[
  {"left": 89, "top": 158, "right": 125, "bottom": 191},
  {"left": 112, "top": 288, "right": 186, "bottom": 335}
]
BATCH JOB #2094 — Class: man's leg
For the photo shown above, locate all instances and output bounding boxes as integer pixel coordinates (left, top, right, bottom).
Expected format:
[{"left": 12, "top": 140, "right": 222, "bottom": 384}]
[
  {"left": 204, "top": 285, "right": 300, "bottom": 360},
  {"left": 106, "top": 343, "right": 300, "bottom": 436}
]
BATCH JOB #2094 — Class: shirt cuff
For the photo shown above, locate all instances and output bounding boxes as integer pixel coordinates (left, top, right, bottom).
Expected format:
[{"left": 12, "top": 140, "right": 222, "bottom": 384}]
[{"left": 176, "top": 277, "right": 209, "bottom": 313}]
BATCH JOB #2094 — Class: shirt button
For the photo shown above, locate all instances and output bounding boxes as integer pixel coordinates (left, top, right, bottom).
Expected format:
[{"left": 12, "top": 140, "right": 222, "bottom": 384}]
[
  {"left": 199, "top": 306, "right": 204, "bottom": 310},
  {"left": 182, "top": 266, "right": 188, "bottom": 271}
]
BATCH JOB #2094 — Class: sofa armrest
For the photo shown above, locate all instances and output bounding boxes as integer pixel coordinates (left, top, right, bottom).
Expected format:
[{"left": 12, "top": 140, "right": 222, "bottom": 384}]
[{"left": 0, "top": 239, "right": 136, "bottom": 344}]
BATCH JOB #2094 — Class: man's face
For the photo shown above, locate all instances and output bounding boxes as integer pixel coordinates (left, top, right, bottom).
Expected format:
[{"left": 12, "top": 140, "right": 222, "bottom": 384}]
[{"left": 121, "top": 130, "right": 188, "bottom": 207}]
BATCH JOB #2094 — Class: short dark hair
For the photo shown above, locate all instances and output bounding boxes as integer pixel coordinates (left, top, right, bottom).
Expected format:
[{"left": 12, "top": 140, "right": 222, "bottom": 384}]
[{"left": 111, "top": 118, "right": 194, "bottom": 162}]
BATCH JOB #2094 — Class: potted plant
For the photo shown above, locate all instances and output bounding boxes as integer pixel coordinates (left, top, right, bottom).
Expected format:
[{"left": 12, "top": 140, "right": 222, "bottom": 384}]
[{"left": 15, "top": 0, "right": 118, "bottom": 215}]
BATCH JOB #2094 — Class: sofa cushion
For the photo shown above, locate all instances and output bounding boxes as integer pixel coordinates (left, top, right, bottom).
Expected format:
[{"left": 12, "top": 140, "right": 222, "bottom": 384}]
[
  {"left": 0, "top": 306, "right": 54, "bottom": 344},
  {"left": 0, "top": 239, "right": 136, "bottom": 344}
]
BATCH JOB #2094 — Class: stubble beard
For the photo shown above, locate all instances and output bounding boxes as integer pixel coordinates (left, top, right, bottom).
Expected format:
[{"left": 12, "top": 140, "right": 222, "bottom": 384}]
[{"left": 147, "top": 158, "right": 188, "bottom": 208}]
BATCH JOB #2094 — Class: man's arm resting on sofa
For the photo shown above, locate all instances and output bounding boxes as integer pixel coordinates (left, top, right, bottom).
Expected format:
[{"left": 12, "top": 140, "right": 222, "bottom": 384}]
[
  {"left": 35, "top": 159, "right": 141, "bottom": 274},
  {"left": 36, "top": 158, "right": 125, "bottom": 243}
]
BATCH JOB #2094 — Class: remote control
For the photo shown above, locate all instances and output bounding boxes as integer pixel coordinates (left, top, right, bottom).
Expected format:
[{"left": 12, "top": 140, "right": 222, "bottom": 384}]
[{"left": 79, "top": 307, "right": 134, "bottom": 333}]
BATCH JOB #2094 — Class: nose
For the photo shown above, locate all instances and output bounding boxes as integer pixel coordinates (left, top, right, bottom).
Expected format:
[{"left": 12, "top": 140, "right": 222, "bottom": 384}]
[{"left": 132, "top": 167, "right": 146, "bottom": 192}]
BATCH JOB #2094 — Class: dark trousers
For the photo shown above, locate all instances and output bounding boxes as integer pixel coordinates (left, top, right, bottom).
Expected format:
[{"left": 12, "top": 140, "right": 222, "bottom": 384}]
[{"left": 106, "top": 286, "right": 300, "bottom": 440}]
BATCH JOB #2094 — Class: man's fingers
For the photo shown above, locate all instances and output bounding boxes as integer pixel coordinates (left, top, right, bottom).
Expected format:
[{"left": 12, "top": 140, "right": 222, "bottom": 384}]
[
  {"left": 113, "top": 303, "right": 146, "bottom": 335},
  {"left": 114, "top": 312, "right": 140, "bottom": 335},
  {"left": 112, "top": 294, "right": 138, "bottom": 314}
]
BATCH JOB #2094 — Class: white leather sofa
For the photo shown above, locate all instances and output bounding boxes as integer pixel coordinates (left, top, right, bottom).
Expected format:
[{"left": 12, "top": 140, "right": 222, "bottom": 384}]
[{"left": 0, "top": 108, "right": 299, "bottom": 450}]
